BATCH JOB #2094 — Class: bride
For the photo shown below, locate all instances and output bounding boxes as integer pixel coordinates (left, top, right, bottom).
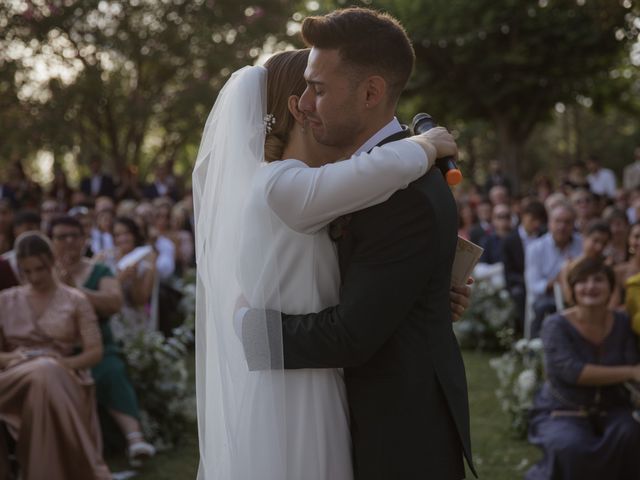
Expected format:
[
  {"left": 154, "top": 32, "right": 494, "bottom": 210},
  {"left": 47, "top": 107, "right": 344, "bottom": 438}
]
[{"left": 193, "top": 49, "right": 458, "bottom": 480}]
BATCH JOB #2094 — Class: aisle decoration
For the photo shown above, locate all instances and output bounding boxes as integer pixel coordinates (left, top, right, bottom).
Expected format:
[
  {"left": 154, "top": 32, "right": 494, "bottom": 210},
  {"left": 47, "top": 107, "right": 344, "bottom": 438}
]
[{"left": 489, "top": 338, "right": 545, "bottom": 438}]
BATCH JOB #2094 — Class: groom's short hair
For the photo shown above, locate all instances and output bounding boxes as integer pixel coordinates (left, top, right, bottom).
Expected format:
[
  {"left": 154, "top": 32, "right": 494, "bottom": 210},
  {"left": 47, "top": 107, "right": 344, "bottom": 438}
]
[{"left": 301, "top": 7, "right": 414, "bottom": 103}]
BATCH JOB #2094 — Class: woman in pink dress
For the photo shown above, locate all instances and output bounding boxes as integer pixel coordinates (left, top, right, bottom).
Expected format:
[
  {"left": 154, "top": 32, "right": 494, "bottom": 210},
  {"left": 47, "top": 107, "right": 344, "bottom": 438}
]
[{"left": 0, "top": 232, "right": 110, "bottom": 480}]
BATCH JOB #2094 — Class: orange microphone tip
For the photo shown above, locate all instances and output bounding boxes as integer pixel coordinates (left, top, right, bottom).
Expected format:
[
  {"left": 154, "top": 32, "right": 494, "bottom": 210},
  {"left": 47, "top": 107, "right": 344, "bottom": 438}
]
[{"left": 446, "top": 169, "right": 463, "bottom": 186}]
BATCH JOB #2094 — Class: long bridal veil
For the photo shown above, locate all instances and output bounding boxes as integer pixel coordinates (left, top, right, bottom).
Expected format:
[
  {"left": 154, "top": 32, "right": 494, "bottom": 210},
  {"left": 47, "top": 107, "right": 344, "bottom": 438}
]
[{"left": 193, "top": 66, "right": 287, "bottom": 479}]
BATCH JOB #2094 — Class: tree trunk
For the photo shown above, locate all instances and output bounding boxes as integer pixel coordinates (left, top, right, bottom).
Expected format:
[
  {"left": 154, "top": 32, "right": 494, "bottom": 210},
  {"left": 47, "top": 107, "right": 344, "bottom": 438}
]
[{"left": 495, "top": 120, "right": 526, "bottom": 196}]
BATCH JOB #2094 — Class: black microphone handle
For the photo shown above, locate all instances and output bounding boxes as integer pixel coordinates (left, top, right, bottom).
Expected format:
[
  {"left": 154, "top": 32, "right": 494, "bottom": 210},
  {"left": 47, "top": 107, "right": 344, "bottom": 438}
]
[{"left": 411, "top": 113, "right": 462, "bottom": 186}]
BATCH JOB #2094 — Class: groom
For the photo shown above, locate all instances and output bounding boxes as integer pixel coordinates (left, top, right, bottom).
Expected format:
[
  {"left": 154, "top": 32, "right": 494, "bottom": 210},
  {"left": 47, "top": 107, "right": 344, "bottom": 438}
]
[{"left": 246, "top": 8, "right": 475, "bottom": 479}]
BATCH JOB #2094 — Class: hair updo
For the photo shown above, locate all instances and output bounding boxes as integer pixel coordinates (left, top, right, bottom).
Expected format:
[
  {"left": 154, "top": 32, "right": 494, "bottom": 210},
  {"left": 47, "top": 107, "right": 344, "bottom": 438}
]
[{"left": 263, "top": 49, "right": 310, "bottom": 162}]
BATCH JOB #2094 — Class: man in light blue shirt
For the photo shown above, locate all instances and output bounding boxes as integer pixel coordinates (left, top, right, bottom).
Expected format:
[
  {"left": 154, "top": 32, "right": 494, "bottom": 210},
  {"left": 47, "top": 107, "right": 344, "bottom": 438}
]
[{"left": 525, "top": 202, "right": 582, "bottom": 337}]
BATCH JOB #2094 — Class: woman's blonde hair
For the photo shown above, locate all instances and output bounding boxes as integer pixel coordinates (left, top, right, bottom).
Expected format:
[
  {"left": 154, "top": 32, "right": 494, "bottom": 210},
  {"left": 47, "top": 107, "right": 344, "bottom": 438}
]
[{"left": 263, "top": 49, "right": 310, "bottom": 162}]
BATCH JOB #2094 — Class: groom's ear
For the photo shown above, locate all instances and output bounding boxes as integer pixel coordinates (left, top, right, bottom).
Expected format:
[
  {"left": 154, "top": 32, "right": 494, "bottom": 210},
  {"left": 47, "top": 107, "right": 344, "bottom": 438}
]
[
  {"left": 287, "top": 95, "right": 305, "bottom": 125},
  {"left": 363, "top": 75, "right": 387, "bottom": 109}
]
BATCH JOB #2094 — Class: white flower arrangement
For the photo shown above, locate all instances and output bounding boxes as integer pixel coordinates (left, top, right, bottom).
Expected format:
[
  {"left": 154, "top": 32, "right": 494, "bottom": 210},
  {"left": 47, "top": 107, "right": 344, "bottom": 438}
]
[
  {"left": 453, "top": 278, "right": 516, "bottom": 351},
  {"left": 489, "top": 338, "right": 545, "bottom": 437},
  {"left": 119, "top": 270, "right": 197, "bottom": 450}
]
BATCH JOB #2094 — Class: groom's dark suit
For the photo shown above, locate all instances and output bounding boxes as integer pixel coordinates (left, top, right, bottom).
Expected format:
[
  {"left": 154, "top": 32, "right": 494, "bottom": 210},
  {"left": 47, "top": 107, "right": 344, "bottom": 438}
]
[{"left": 275, "top": 131, "right": 475, "bottom": 479}]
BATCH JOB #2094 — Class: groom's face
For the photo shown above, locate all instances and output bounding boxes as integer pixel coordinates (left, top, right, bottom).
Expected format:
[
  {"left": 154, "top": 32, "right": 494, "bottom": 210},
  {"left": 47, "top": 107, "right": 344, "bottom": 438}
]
[{"left": 299, "top": 48, "right": 366, "bottom": 150}]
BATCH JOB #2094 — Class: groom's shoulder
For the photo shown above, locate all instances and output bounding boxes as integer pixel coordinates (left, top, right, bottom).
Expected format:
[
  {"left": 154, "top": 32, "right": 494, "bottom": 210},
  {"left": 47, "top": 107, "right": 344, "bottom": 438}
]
[{"left": 353, "top": 170, "right": 438, "bottom": 221}]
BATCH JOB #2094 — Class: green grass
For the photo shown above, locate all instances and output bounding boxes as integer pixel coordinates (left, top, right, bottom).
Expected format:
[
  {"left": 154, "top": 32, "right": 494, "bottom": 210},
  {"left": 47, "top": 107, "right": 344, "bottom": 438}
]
[
  {"left": 107, "top": 350, "right": 540, "bottom": 479},
  {"left": 464, "top": 350, "right": 540, "bottom": 479}
]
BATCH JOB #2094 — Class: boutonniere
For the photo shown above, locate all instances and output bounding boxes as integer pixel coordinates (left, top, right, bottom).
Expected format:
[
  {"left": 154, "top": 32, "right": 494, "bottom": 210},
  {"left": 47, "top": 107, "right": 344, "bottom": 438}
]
[{"left": 329, "top": 214, "right": 352, "bottom": 241}]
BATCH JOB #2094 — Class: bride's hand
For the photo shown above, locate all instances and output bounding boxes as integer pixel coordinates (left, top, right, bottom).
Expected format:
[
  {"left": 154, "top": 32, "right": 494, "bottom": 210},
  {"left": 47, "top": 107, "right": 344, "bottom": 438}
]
[
  {"left": 450, "top": 277, "right": 474, "bottom": 322},
  {"left": 408, "top": 127, "right": 458, "bottom": 168}
]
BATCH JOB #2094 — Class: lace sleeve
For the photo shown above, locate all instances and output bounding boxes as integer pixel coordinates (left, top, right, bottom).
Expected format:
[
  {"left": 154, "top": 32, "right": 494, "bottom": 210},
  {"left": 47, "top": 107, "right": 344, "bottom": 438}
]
[{"left": 263, "top": 139, "right": 428, "bottom": 233}]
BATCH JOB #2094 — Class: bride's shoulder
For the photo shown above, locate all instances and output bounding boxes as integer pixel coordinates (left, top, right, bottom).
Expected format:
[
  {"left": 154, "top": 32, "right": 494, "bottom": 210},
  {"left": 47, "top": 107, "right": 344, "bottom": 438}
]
[
  {"left": 255, "top": 158, "right": 308, "bottom": 183},
  {"left": 260, "top": 158, "right": 308, "bottom": 170}
]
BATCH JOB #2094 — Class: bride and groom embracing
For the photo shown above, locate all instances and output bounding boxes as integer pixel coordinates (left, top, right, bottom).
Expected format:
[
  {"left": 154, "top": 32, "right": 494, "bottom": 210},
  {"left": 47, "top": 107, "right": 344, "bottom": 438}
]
[{"left": 194, "top": 7, "right": 476, "bottom": 480}]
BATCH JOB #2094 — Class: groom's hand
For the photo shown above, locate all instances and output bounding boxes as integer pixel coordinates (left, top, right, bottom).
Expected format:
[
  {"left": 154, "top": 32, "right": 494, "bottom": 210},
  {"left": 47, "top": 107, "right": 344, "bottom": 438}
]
[{"left": 450, "top": 277, "right": 474, "bottom": 322}]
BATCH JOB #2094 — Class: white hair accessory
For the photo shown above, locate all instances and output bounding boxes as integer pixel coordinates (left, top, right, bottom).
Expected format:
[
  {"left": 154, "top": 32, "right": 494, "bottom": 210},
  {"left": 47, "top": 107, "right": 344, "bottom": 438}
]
[{"left": 263, "top": 113, "right": 276, "bottom": 133}]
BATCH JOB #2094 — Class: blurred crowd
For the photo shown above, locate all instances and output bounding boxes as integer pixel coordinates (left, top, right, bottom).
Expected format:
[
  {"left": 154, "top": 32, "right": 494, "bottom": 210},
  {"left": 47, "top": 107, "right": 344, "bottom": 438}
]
[
  {"left": 455, "top": 149, "right": 640, "bottom": 338},
  {"left": 0, "top": 156, "right": 194, "bottom": 479},
  {"left": 454, "top": 148, "right": 640, "bottom": 479},
  {"left": 1, "top": 146, "right": 640, "bottom": 478}
]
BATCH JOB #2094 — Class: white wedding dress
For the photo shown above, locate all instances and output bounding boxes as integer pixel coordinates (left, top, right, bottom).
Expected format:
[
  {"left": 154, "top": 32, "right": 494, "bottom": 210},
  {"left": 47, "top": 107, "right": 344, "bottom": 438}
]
[
  {"left": 237, "top": 141, "right": 428, "bottom": 480},
  {"left": 193, "top": 65, "right": 430, "bottom": 480}
]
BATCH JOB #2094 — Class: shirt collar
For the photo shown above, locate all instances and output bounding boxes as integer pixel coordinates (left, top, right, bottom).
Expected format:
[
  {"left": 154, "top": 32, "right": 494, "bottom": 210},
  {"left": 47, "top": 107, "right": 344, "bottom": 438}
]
[{"left": 353, "top": 117, "right": 403, "bottom": 156}]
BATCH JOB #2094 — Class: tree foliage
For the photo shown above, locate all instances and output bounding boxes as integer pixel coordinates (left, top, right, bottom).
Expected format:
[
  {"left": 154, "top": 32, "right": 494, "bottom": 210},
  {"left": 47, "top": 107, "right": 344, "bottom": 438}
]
[
  {"left": 0, "top": 0, "right": 293, "bottom": 176},
  {"left": 315, "top": 0, "right": 639, "bottom": 191}
]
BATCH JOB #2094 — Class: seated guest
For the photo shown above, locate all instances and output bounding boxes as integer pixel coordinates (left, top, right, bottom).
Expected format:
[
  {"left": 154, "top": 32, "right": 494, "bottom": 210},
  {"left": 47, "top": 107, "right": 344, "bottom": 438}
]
[
  {"left": 90, "top": 197, "right": 115, "bottom": 255},
  {"left": 570, "top": 188, "right": 597, "bottom": 235},
  {"left": 532, "top": 173, "right": 554, "bottom": 203},
  {"left": 0, "top": 232, "right": 110, "bottom": 479},
  {"left": 559, "top": 221, "right": 611, "bottom": 306},
  {"left": 171, "top": 201, "right": 195, "bottom": 274},
  {"left": 503, "top": 200, "right": 546, "bottom": 334},
  {"left": 586, "top": 154, "right": 617, "bottom": 200},
  {"left": 469, "top": 197, "right": 493, "bottom": 246},
  {"left": 615, "top": 222, "right": 640, "bottom": 310},
  {"left": 40, "top": 198, "right": 61, "bottom": 234},
  {"left": 457, "top": 200, "right": 477, "bottom": 241},
  {"left": 68, "top": 205, "right": 95, "bottom": 257},
  {"left": 526, "top": 257, "right": 640, "bottom": 480},
  {"left": 48, "top": 167, "right": 73, "bottom": 212},
  {"left": 149, "top": 198, "right": 176, "bottom": 281},
  {"left": 143, "top": 163, "right": 179, "bottom": 201},
  {"left": 80, "top": 155, "right": 115, "bottom": 199},
  {"left": 96, "top": 217, "right": 158, "bottom": 340},
  {"left": 51, "top": 216, "right": 155, "bottom": 465},
  {"left": 115, "top": 165, "right": 144, "bottom": 202},
  {"left": 479, "top": 203, "right": 512, "bottom": 265},
  {"left": 604, "top": 208, "right": 630, "bottom": 266},
  {"left": 526, "top": 203, "right": 582, "bottom": 337}
]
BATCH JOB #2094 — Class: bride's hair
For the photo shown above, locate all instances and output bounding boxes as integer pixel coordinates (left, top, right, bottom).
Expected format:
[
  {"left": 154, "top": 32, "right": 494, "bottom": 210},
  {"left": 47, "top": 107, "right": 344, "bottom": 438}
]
[{"left": 264, "top": 49, "right": 310, "bottom": 163}]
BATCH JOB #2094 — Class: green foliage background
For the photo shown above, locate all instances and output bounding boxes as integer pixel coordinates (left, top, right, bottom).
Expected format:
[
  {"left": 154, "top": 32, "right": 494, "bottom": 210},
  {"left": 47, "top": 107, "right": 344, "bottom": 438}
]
[{"left": 1, "top": 0, "right": 638, "bottom": 190}]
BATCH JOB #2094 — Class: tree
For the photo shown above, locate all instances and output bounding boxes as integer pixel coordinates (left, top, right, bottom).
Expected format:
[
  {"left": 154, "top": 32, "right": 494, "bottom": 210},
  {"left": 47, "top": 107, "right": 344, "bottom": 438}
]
[
  {"left": 0, "top": 0, "right": 294, "bottom": 177},
  {"left": 310, "top": 0, "right": 638, "bottom": 192}
]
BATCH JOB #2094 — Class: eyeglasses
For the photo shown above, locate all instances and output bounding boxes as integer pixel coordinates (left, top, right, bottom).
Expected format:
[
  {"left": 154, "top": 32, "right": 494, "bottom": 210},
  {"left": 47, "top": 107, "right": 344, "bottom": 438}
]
[{"left": 52, "top": 233, "right": 83, "bottom": 242}]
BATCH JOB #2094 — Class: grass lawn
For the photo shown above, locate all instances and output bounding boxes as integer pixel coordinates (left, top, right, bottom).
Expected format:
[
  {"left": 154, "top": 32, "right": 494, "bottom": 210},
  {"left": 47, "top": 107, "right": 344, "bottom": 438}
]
[
  {"left": 107, "top": 350, "right": 540, "bottom": 479},
  {"left": 464, "top": 350, "right": 540, "bottom": 479}
]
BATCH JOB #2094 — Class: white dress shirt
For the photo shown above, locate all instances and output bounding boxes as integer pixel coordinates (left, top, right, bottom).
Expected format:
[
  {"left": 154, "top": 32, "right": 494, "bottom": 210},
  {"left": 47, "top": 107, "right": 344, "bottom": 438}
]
[
  {"left": 624, "top": 161, "right": 640, "bottom": 190},
  {"left": 353, "top": 117, "right": 403, "bottom": 156},
  {"left": 90, "top": 228, "right": 114, "bottom": 254},
  {"left": 587, "top": 168, "right": 616, "bottom": 198},
  {"left": 517, "top": 225, "right": 538, "bottom": 253},
  {"left": 525, "top": 232, "right": 583, "bottom": 302}
]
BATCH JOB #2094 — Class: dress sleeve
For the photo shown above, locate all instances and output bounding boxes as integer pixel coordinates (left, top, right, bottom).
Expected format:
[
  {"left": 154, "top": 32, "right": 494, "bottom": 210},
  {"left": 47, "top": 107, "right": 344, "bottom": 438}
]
[
  {"left": 74, "top": 291, "right": 102, "bottom": 349},
  {"left": 541, "top": 314, "right": 585, "bottom": 385},
  {"left": 619, "top": 312, "right": 640, "bottom": 365},
  {"left": 263, "top": 140, "right": 428, "bottom": 233}
]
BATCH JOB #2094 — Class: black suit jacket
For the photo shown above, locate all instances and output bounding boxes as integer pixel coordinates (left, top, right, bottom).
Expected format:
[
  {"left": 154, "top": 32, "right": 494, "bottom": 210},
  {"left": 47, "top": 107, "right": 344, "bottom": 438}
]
[
  {"left": 502, "top": 229, "right": 525, "bottom": 292},
  {"left": 271, "top": 134, "right": 475, "bottom": 479},
  {"left": 80, "top": 175, "right": 115, "bottom": 198}
]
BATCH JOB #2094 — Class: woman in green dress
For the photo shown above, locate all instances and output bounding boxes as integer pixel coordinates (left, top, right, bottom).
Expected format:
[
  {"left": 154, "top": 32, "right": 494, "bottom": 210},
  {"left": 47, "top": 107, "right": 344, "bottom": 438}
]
[{"left": 50, "top": 215, "right": 155, "bottom": 466}]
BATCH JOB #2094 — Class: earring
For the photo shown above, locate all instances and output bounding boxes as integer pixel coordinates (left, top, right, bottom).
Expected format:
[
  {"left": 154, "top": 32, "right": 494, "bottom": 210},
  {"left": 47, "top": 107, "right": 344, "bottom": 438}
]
[{"left": 365, "top": 103, "right": 369, "bottom": 108}]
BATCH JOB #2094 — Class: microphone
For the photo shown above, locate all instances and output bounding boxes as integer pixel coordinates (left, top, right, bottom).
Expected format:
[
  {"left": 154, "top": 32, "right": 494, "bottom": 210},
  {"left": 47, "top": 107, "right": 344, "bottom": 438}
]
[{"left": 411, "top": 113, "right": 462, "bottom": 186}]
